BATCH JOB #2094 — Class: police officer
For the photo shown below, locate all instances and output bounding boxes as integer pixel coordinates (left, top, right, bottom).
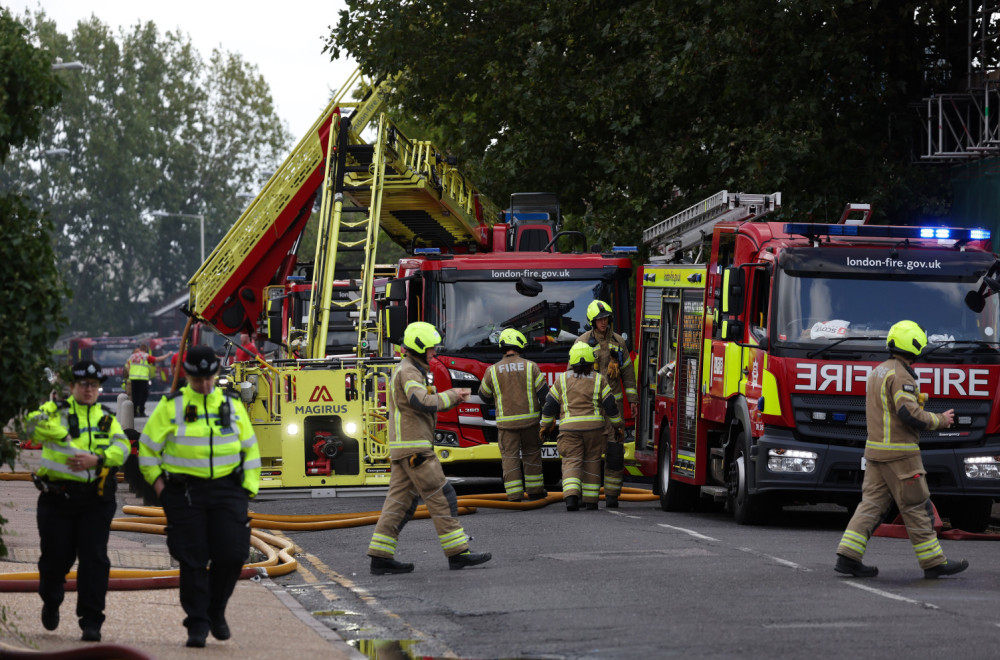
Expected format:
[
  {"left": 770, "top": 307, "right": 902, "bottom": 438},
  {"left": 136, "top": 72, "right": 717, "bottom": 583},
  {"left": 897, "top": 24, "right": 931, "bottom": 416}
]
[
  {"left": 835, "top": 320, "right": 968, "bottom": 579},
  {"left": 478, "top": 328, "right": 550, "bottom": 501},
  {"left": 368, "top": 321, "right": 492, "bottom": 574},
  {"left": 540, "top": 343, "right": 623, "bottom": 511},
  {"left": 139, "top": 345, "right": 261, "bottom": 647},
  {"left": 575, "top": 299, "right": 637, "bottom": 507},
  {"left": 26, "top": 360, "right": 129, "bottom": 642}
]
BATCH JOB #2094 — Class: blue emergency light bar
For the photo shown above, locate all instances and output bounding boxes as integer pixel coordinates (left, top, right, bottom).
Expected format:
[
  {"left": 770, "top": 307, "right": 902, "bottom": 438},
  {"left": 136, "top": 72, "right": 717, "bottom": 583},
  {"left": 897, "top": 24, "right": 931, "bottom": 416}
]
[
  {"left": 413, "top": 247, "right": 442, "bottom": 254},
  {"left": 783, "top": 223, "right": 990, "bottom": 241},
  {"left": 612, "top": 246, "right": 639, "bottom": 253},
  {"left": 287, "top": 275, "right": 306, "bottom": 281}
]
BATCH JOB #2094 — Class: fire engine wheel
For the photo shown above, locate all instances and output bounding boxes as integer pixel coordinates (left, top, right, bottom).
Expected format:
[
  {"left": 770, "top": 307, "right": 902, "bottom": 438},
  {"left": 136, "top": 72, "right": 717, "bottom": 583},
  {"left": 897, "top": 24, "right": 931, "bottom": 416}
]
[
  {"left": 658, "top": 433, "right": 696, "bottom": 512},
  {"left": 727, "top": 431, "right": 771, "bottom": 525},
  {"left": 943, "top": 497, "right": 993, "bottom": 533}
]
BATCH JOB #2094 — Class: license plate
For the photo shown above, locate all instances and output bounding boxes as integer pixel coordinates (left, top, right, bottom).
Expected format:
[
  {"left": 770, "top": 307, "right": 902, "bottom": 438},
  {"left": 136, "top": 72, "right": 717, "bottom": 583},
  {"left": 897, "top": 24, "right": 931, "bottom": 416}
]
[
  {"left": 860, "top": 457, "right": 866, "bottom": 471},
  {"left": 541, "top": 446, "right": 560, "bottom": 459}
]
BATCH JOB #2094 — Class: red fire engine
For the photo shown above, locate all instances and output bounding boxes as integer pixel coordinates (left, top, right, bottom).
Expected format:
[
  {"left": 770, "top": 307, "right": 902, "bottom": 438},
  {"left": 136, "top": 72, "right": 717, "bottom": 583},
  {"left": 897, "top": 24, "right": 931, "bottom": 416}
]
[{"left": 632, "top": 190, "right": 999, "bottom": 530}]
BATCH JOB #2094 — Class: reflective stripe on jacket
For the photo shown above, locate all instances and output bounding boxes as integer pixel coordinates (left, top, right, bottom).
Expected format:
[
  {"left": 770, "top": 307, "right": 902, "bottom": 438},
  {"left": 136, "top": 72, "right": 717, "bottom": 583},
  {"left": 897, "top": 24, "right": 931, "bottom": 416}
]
[
  {"left": 478, "top": 354, "right": 548, "bottom": 428},
  {"left": 138, "top": 385, "right": 261, "bottom": 496},
  {"left": 27, "top": 397, "right": 128, "bottom": 484},
  {"left": 864, "top": 357, "right": 945, "bottom": 461},
  {"left": 540, "top": 371, "right": 621, "bottom": 431}
]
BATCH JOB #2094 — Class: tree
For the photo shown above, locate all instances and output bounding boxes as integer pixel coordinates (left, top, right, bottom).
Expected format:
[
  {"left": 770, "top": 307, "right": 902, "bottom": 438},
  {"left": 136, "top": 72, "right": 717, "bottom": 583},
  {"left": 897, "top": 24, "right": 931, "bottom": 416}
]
[
  {"left": 326, "top": 0, "right": 973, "bottom": 247},
  {"left": 1, "top": 10, "right": 292, "bottom": 335},
  {"left": 0, "top": 5, "right": 66, "bottom": 595}
]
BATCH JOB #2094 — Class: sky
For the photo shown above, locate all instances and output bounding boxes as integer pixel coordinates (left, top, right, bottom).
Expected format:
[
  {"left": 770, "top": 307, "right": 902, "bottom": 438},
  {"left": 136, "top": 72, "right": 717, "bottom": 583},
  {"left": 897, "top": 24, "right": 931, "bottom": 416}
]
[{"left": 7, "top": 0, "right": 359, "bottom": 139}]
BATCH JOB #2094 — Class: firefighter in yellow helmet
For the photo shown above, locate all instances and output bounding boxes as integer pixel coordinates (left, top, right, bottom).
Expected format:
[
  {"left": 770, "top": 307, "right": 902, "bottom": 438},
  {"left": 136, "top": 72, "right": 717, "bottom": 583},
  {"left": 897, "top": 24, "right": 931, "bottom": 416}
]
[
  {"left": 540, "top": 343, "right": 623, "bottom": 510},
  {"left": 25, "top": 360, "right": 129, "bottom": 643},
  {"left": 139, "top": 345, "right": 261, "bottom": 647},
  {"left": 368, "top": 321, "right": 492, "bottom": 574},
  {"left": 478, "top": 328, "right": 550, "bottom": 501},
  {"left": 575, "top": 299, "right": 637, "bottom": 507},
  {"left": 835, "top": 321, "right": 968, "bottom": 579}
]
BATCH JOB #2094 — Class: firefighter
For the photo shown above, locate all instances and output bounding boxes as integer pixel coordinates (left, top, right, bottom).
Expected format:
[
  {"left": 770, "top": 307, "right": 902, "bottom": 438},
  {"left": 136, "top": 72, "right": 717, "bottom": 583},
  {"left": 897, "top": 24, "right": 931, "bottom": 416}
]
[
  {"left": 139, "top": 345, "right": 261, "bottom": 647},
  {"left": 478, "top": 328, "right": 550, "bottom": 501},
  {"left": 367, "top": 321, "right": 492, "bottom": 574},
  {"left": 540, "top": 343, "right": 623, "bottom": 511},
  {"left": 26, "top": 360, "right": 129, "bottom": 642},
  {"left": 575, "top": 299, "right": 637, "bottom": 507},
  {"left": 835, "top": 320, "right": 968, "bottom": 579}
]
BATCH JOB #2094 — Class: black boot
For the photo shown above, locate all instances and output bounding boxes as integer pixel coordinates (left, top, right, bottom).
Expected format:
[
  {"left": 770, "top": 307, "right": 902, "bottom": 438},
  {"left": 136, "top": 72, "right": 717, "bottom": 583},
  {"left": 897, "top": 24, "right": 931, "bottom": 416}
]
[
  {"left": 41, "top": 604, "right": 59, "bottom": 631},
  {"left": 924, "top": 559, "right": 969, "bottom": 579},
  {"left": 81, "top": 626, "right": 101, "bottom": 642},
  {"left": 605, "top": 495, "right": 619, "bottom": 508},
  {"left": 835, "top": 554, "right": 879, "bottom": 578},
  {"left": 585, "top": 502, "right": 599, "bottom": 511},
  {"left": 186, "top": 629, "right": 208, "bottom": 648},
  {"left": 565, "top": 495, "right": 580, "bottom": 511},
  {"left": 370, "top": 556, "right": 415, "bottom": 575},
  {"left": 210, "top": 616, "right": 231, "bottom": 640},
  {"left": 448, "top": 551, "right": 492, "bottom": 570},
  {"left": 527, "top": 491, "right": 548, "bottom": 501}
]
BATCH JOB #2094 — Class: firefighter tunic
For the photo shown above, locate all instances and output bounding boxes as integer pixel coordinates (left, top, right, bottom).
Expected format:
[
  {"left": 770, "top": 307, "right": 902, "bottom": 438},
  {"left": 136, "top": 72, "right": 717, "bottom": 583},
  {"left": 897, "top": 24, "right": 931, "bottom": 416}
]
[
  {"left": 26, "top": 397, "right": 129, "bottom": 632},
  {"left": 478, "top": 353, "right": 550, "bottom": 500},
  {"left": 540, "top": 371, "right": 622, "bottom": 504},
  {"left": 837, "top": 357, "right": 951, "bottom": 570},
  {"left": 138, "top": 386, "right": 261, "bottom": 637},
  {"left": 576, "top": 328, "right": 637, "bottom": 498},
  {"left": 368, "top": 355, "right": 472, "bottom": 560}
]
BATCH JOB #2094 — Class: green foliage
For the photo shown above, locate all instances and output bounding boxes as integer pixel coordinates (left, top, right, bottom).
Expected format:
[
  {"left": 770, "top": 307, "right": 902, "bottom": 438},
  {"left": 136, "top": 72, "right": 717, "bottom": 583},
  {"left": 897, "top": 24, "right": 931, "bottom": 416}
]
[
  {"left": 0, "top": 10, "right": 292, "bottom": 335},
  {"left": 327, "top": 0, "right": 964, "bottom": 249},
  {"left": 0, "top": 7, "right": 61, "bottom": 163}
]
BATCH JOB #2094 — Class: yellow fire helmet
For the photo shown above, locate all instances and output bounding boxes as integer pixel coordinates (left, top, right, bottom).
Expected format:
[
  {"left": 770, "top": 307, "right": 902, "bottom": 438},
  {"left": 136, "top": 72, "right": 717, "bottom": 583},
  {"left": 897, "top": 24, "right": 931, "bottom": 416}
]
[
  {"left": 498, "top": 328, "right": 527, "bottom": 351},
  {"left": 886, "top": 320, "right": 927, "bottom": 357},
  {"left": 568, "top": 342, "right": 596, "bottom": 366},
  {"left": 403, "top": 321, "right": 442, "bottom": 354},
  {"left": 587, "top": 299, "right": 613, "bottom": 324}
]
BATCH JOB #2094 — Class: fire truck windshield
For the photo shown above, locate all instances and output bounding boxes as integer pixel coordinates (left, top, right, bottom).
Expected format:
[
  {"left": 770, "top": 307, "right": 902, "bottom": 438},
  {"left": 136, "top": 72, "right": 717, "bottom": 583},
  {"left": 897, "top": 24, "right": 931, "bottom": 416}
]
[
  {"left": 774, "top": 274, "right": 1000, "bottom": 347},
  {"left": 438, "top": 278, "right": 612, "bottom": 355},
  {"left": 94, "top": 347, "right": 133, "bottom": 368}
]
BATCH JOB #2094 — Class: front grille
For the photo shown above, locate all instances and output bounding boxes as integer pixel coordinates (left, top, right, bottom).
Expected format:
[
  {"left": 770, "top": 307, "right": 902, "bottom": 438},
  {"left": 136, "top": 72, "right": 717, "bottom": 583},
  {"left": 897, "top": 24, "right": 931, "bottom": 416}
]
[{"left": 790, "top": 395, "right": 990, "bottom": 449}]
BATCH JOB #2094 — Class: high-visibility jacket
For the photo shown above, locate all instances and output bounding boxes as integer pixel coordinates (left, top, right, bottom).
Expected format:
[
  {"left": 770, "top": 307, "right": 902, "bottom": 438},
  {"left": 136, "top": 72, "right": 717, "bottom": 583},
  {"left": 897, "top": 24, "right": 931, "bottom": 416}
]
[
  {"left": 138, "top": 385, "right": 261, "bottom": 496},
  {"left": 126, "top": 352, "right": 151, "bottom": 381},
  {"left": 387, "top": 355, "right": 458, "bottom": 458},
  {"left": 864, "top": 356, "right": 947, "bottom": 462},
  {"left": 576, "top": 329, "right": 638, "bottom": 405},
  {"left": 478, "top": 353, "right": 549, "bottom": 429},
  {"left": 540, "top": 370, "right": 622, "bottom": 431},
  {"left": 26, "top": 397, "right": 129, "bottom": 484}
]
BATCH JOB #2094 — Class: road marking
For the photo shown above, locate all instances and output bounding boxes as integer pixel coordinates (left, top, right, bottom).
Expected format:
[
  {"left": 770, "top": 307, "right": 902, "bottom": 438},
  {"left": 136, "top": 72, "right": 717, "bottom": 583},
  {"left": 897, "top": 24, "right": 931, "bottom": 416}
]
[
  {"left": 763, "top": 622, "right": 869, "bottom": 629},
  {"left": 737, "top": 546, "right": 811, "bottom": 572},
  {"left": 657, "top": 523, "right": 720, "bottom": 542},
  {"left": 843, "top": 581, "right": 940, "bottom": 610},
  {"left": 542, "top": 548, "right": 714, "bottom": 561},
  {"left": 607, "top": 510, "right": 643, "bottom": 519}
]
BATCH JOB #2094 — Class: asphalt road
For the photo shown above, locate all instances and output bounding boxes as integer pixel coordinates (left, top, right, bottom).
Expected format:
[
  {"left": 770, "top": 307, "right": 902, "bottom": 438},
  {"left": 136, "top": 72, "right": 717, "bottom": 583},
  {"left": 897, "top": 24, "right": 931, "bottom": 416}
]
[{"left": 250, "top": 479, "right": 1000, "bottom": 659}]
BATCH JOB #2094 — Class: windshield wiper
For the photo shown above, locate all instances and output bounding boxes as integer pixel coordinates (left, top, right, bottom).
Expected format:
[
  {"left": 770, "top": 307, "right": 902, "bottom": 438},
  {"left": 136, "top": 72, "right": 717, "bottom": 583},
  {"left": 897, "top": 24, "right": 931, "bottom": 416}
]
[
  {"left": 806, "top": 336, "right": 887, "bottom": 360},
  {"left": 922, "top": 339, "right": 1000, "bottom": 358}
]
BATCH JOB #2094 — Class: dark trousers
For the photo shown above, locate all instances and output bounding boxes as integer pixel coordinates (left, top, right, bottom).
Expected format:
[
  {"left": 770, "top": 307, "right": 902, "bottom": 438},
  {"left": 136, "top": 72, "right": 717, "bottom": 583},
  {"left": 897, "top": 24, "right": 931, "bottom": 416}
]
[
  {"left": 161, "top": 476, "right": 250, "bottom": 634},
  {"left": 130, "top": 378, "right": 149, "bottom": 416},
  {"left": 36, "top": 491, "right": 116, "bottom": 629}
]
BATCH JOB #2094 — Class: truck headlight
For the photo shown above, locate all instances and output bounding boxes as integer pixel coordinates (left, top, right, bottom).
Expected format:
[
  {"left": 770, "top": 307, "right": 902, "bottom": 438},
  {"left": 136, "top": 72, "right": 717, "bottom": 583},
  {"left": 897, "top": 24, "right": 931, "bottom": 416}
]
[
  {"left": 964, "top": 456, "right": 1000, "bottom": 479},
  {"left": 344, "top": 421, "right": 358, "bottom": 436},
  {"left": 447, "top": 368, "right": 480, "bottom": 387},
  {"left": 767, "top": 448, "right": 817, "bottom": 473},
  {"left": 286, "top": 423, "right": 299, "bottom": 436}
]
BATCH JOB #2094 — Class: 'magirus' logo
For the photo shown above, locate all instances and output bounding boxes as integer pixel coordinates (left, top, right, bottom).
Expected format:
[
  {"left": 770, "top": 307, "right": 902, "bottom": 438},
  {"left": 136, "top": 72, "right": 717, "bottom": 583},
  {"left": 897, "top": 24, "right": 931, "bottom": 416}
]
[{"left": 309, "top": 386, "right": 334, "bottom": 402}]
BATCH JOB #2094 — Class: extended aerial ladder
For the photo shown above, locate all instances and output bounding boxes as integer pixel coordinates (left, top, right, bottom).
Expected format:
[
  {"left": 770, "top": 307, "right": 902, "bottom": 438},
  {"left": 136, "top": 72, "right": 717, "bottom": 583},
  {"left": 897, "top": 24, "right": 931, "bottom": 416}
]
[
  {"left": 181, "top": 69, "right": 501, "bottom": 490},
  {"left": 643, "top": 191, "right": 782, "bottom": 263}
]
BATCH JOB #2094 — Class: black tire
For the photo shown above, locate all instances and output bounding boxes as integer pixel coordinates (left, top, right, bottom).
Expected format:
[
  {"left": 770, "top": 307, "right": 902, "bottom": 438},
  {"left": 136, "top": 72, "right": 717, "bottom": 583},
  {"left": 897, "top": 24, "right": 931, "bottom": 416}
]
[
  {"left": 727, "top": 431, "right": 772, "bottom": 525},
  {"left": 658, "top": 431, "right": 697, "bottom": 512},
  {"left": 945, "top": 497, "right": 993, "bottom": 533}
]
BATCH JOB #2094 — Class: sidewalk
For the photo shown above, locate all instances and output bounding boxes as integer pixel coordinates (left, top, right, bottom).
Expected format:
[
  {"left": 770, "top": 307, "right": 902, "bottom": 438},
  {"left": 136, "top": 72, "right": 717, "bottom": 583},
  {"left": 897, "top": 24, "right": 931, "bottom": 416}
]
[{"left": 0, "top": 448, "right": 360, "bottom": 659}]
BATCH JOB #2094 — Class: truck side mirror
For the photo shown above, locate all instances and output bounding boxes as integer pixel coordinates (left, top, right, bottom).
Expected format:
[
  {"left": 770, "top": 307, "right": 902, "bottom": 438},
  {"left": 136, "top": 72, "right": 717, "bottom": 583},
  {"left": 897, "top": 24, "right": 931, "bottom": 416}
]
[
  {"left": 265, "top": 299, "right": 284, "bottom": 346},
  {"left": 386, "top": 279, "right": 407, "bottom": 302},
  {"left": 722, "top": 267, "right": 745, "bottom": 316},
  {"left": 384, "top": 305, "right": 407, "bottom": 345}
]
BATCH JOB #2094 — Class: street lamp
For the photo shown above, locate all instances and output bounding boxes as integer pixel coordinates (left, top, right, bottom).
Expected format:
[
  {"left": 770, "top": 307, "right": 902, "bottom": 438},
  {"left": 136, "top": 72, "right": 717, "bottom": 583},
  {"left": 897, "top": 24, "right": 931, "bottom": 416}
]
[
  {"left": 51, "top": 61, "right": 85, "bottom": 72},
  {"left": 152, "top": 210, "right": 205, "bottom": 264}
]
